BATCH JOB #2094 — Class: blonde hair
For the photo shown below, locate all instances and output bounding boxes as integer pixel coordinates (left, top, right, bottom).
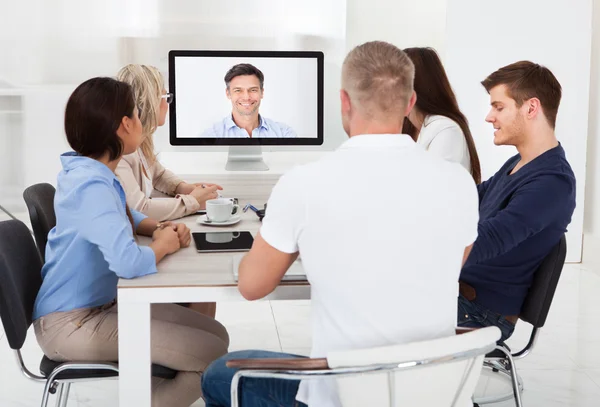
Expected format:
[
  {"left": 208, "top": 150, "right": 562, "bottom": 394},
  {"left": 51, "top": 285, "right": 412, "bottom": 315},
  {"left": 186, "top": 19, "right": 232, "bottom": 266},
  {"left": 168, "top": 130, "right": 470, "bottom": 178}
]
[
  {"left": 342, "top": 41, "right": 415, "bottom": 119},
  {"left": 116, "top": 64, "right": 164, "bottom": 165}
]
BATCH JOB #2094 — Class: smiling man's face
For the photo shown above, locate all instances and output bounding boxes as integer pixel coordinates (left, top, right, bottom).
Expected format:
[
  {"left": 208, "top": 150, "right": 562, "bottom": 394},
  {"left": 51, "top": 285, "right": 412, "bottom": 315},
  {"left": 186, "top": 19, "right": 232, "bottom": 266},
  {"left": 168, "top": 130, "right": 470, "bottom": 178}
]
[
  {"left": 485, "top": 84, "right": 527, "bottom": 146},
  {"left": 227, "top": 75, "right": 264, "bottom": 117}
]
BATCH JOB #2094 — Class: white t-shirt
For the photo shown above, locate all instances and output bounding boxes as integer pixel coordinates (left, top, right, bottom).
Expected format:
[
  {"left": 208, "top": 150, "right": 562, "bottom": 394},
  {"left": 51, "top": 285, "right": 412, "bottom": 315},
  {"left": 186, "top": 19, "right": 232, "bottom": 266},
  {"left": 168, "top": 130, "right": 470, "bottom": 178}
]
[
  {"left": 417, "top": 115, "right": 471, "bottom": 173},
  {"left": 259, "top": 134, "right": 479, "bottom": 407}
]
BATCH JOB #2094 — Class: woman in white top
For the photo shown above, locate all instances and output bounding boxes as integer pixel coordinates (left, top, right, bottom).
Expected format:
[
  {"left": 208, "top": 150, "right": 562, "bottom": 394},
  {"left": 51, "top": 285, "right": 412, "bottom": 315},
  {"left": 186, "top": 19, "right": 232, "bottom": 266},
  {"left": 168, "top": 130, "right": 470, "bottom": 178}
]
[
  {"left": 403, "top": 47, "right": 481, "bottom": 184},
  {"left": 116, "top": 64, "right": 222, "bottom": 222},
  {"left": 117, "top": 64, "right": 220, "bottom": 317}
]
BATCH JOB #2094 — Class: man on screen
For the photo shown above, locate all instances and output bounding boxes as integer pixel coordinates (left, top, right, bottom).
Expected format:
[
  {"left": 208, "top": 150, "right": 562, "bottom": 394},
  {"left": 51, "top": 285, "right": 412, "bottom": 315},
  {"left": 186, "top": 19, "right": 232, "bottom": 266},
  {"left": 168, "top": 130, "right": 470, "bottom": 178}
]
[{"left": 200, "top": 63, "right": 297, "bottom": 138}]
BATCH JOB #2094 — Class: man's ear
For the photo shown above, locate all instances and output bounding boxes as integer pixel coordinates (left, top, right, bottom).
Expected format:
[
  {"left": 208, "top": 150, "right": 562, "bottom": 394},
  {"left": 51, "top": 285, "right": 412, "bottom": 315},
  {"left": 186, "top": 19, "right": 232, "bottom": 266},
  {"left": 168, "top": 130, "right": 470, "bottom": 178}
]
[
  {"left": 405, "top": 91, "right": 417, "bottom": 116},
  {"left": 340, "top": 89, "right": 351, "bottom": 114},
  {"left": 226, "top": 88, "right": 231, "bottom": 100},
  {"left": 525, "top": 97, "right": 541, "bottom": 120}
]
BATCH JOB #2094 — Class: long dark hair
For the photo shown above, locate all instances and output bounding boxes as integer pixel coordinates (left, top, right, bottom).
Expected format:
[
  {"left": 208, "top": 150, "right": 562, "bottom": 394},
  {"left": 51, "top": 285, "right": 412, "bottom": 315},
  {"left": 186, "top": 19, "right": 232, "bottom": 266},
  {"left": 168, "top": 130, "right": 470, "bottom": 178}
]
[{"left": 402, "top": 47, "right": 481, "bottom": 184}]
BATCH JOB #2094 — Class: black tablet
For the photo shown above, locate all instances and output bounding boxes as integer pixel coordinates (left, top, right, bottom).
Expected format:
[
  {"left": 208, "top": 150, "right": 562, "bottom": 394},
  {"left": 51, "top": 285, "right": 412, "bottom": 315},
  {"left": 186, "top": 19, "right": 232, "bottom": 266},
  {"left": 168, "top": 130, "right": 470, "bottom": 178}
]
[{"left": 192, "top": 231, "right": 254, "bottom": 253}]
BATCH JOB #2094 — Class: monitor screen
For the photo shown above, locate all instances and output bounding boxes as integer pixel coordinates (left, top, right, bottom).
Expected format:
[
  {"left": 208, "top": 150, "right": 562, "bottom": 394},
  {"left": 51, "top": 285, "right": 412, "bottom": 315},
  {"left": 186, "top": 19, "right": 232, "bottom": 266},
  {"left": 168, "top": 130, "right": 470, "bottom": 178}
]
[{"left": 168, "top": 50, "right": 324, "bottom": 146}]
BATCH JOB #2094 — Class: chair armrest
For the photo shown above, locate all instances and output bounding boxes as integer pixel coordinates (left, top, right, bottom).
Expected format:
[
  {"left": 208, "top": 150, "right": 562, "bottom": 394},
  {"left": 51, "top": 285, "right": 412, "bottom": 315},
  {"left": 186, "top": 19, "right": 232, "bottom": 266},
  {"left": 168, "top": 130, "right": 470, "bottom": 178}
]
[
  {"left": 456, "top": 327, "right": 477, "bottom": 335},
  {"left": 227, "top": 330, "right": 476, "bottom": 371},
  {"left": 226, "top": 358, "right": 329, "bottom": 370}
]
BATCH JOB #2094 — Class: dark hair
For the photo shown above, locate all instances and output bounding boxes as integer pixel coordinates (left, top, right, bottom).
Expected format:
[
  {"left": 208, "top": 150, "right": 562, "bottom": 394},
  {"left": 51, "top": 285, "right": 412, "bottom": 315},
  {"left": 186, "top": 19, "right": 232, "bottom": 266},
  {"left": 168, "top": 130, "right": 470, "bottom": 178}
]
[
  {"left": 224, "top": 63, "right": 265, "bottom": 89},
  {"left": 481, "top": 61, "right": 562, "bottom": 129},
  {"left": 65, "top": 77, "right": 136, "bottom": 161},
  {"left": 402, "top": 47, "right": 481, "bottom": 184}
]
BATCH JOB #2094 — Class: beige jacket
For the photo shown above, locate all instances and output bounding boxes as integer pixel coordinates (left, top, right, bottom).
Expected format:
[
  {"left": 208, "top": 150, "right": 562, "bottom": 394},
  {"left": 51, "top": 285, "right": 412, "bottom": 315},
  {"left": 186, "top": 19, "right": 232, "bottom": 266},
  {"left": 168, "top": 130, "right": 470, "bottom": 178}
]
[{"left": 116, "top": 150, "right": 201, "bottom": 221}]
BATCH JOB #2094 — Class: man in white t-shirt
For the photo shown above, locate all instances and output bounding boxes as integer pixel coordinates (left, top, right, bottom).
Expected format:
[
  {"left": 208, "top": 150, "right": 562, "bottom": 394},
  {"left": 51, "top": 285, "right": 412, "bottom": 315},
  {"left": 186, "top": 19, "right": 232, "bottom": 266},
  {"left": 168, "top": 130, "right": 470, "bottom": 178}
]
[{"left": 201, "top": 41, "right": 479, "bottom": 407}]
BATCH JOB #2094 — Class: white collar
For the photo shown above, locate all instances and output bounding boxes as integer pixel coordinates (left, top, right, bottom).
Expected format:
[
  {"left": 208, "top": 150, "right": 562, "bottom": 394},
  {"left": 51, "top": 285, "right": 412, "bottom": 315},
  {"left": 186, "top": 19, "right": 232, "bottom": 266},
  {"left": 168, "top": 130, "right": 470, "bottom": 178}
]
[{"left": 338, "top": 134, "right": 415, "bottom": 150}]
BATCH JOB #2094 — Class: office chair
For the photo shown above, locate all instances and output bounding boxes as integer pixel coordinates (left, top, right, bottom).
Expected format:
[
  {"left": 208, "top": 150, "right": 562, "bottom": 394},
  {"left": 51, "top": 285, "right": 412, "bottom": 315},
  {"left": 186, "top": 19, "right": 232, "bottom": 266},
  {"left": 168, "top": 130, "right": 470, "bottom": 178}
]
[
  {"left": 475, "top": 235, "right": 567, "bottom": 407},
  {"left": 227, "top": 327, "right": 500, "bottom": 407},
  {"left": 23, "top": 183, "right": 56, "bottom": 260},
  {"left": 0, "top": 219, "right": 177, "bottom": 407}
]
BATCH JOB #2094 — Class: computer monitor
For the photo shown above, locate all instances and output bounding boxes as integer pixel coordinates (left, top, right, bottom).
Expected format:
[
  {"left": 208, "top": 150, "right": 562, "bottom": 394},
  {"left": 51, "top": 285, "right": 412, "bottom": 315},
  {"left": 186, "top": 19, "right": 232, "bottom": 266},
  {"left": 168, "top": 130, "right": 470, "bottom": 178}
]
[{"left": 168, "top": 50, "right": 324, "bottom": 170}]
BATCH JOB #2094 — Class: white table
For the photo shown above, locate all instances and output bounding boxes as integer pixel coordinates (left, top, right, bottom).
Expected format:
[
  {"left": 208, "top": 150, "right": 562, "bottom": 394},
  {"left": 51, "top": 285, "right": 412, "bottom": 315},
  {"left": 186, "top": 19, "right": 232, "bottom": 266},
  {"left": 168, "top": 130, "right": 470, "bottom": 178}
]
[{"left": 117, "top": 201, "right": 311, "bottom": 406}]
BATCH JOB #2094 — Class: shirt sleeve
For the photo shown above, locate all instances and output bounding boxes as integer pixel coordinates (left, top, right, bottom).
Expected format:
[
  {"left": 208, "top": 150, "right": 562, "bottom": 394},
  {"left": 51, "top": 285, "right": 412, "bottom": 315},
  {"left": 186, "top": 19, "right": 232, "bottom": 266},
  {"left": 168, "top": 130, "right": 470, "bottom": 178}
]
[
  {"left": 280, "top": 123, "right": 298, "bottom": 138},
  {"left": 469, "top": 174, "right": 574, "bottom": 263},
  {"left": 259, "top": 169, "right": 305, "bottom": 253},
  {"left": 152, "top": 159, "right": 184, "bottom": 196},
  {"left": 426, "top": 124, "right": 467, "bottom": 167},
  {"left": 116, "top": 156, "right": 200, "bottom": 221},
  {"left": 477, "top": 176, "right": 493, "bottom": 202},
  {"left": 200, "top": 127, "right": 217, "bottom": 138},
  {"left": 130, "top": 209, "right": 147, "bottom": 229},
  {"left": 75, "top": 180, "right": 157, "bottom": 279},
  {"left": 458, "top": 173, "right": 480, "bottom": 246},
  {"left": 200, "top": 120, "right": 223, "bottom": 138}
]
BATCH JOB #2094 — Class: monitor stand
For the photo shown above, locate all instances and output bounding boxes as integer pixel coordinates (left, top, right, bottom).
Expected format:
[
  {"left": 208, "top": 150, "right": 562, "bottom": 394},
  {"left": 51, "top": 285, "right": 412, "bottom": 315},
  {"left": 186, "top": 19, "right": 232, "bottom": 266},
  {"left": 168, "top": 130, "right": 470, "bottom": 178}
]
[{"left": 225, "top": 146, "right": 269, "bottom": 171}]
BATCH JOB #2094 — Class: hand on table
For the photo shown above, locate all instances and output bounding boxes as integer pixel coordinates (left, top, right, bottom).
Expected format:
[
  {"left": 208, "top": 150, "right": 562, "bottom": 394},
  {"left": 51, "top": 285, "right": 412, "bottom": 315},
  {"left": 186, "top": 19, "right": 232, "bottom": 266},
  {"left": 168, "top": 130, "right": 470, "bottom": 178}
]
[
  {"left": 190, "top": 185, "right": 220, "bottom": 207},
  {"left": 152, "top": 226, "right": 180, "bottom": 255},
  {"left": 160, "top": 221, "right": 192, "bottom": 248},
  {"left": 176, "top": 182, "right": 223, "bottom": 195},
  {"left": 193, "top": 182, "right": 223, "bottom": 191}
]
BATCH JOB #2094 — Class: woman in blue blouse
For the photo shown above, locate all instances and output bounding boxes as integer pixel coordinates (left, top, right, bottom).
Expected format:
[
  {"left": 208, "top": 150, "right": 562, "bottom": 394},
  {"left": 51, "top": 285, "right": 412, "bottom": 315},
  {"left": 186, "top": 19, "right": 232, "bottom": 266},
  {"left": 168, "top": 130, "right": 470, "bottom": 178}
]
[{"left": 32, "top": 77, "right": 229, "bottom": 407}]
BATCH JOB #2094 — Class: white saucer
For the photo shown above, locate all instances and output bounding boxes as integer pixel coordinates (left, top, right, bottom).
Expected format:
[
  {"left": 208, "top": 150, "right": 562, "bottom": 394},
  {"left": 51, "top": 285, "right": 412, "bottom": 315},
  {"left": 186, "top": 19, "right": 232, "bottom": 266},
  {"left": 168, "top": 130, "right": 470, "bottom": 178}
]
[{"left": 197, "top": 214, "right": 242, "bottom": 226}]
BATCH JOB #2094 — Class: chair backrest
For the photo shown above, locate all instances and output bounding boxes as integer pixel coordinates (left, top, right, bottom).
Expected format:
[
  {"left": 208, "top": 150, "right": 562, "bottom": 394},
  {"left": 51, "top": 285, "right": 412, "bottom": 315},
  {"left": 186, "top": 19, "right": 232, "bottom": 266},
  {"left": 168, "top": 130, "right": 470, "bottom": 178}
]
[
  {"left": 23, "top": 183, "right": 56, "bottom": 261},
  {"left": 327, "top": 326, "right": 500, "bottom": 407},
  {"left": 519, "top": 234, "right": 567, "bottom": 328},
  {"left": 0, "top": 220, "right": 44, "bottom": 350}
]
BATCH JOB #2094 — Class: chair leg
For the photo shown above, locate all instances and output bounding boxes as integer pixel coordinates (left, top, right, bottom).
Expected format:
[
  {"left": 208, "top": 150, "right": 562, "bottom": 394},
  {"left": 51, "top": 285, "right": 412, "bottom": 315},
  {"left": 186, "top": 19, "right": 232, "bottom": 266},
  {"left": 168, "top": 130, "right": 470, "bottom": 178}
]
[
  {"left": 475, "top": 346, "right": 524, "bottom": 406},
  {"left": 58, "top": 383, "right": 71, "bottom": 407},
  {"left": 503, "top": 351, "right": 523, "bottom": 407},
  {"left": 54, "top": 383, "right": 64, "bottom": 407},
  {"left": 40, "top": 380, "right": 54, "bottom": 407}
]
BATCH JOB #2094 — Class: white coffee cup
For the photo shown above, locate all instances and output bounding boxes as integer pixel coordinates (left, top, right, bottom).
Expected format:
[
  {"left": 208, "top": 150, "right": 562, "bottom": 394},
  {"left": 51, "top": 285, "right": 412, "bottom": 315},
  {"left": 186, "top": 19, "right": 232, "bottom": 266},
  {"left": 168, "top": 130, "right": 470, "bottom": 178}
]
[
  {"left": 206, "top": 231, "right": 241, "bottom": 244},
  {"left": 206, "top": 198, "right": 240, "bottom": 222}
]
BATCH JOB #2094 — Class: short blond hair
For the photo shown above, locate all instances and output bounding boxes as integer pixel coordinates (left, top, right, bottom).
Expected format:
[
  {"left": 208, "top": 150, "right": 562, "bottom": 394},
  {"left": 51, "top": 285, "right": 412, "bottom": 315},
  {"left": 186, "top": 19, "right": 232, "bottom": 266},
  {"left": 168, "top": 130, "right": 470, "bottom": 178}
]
[
  {"left": 342, "top": 41, "right": 415, "bottom": 118},
  {"left": 116, "top": 64, "right": 164, "bottom": 165}
]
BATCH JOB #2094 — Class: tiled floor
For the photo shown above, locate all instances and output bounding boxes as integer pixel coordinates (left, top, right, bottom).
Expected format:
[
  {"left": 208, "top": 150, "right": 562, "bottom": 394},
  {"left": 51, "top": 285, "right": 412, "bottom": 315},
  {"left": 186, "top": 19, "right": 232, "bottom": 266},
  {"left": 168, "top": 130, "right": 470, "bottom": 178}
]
[{"left": 2, "top": 211, "right": 600, "bottom": 406}]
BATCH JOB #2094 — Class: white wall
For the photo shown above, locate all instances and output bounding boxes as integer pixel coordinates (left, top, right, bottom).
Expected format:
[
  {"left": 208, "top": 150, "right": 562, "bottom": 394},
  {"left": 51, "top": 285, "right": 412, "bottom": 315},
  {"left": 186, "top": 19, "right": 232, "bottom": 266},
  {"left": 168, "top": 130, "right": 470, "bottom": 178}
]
[
  {"left": 0, "top": 1, "right": 45, "bottom": 85},
  {"left": 445, "top": 0, "right": 592, "bottom": 263},
  {"left": 345, "top": 0, "right": 447, "bottom": 54},
  {"left": 583, "top": 0, "right": 600, "bottom": 263},
  {"left": 21, "top": 87, "right": 73, "bottom": 187}
]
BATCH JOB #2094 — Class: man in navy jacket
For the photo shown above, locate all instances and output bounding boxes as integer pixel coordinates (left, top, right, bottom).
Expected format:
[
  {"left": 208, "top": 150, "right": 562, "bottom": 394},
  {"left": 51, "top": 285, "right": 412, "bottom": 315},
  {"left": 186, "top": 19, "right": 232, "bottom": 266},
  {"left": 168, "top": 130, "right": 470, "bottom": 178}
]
[{"left": 459, "top": 61, "right": 576, "bottom": 342}]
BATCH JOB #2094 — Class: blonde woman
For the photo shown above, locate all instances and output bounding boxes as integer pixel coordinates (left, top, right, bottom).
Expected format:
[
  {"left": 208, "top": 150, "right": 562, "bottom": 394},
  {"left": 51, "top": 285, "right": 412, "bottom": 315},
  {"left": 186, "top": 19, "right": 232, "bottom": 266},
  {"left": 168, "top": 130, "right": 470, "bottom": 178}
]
[
  {"left": 116, "top": 64, "right": 222, "bottom": 222},
  {"left": 118, "top": 64, "right": 218, "bottom": 318}
]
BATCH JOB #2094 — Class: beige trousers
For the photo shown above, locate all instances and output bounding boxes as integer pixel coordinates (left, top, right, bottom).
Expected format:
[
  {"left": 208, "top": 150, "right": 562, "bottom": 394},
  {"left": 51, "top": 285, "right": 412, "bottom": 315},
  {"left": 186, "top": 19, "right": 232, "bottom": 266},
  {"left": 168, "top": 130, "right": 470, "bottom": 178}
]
[{"left": 34, "top": 302, "right": 230, "bottom": 407}]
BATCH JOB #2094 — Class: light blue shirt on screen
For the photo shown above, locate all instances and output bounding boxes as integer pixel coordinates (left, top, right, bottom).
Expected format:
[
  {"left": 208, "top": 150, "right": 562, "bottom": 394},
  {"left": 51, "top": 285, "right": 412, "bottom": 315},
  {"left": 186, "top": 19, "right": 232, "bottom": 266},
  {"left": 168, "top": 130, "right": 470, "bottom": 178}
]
[
  {"left": 200, "top": 114, "right": 297, "bottom": 138},
  {"left": 33, "top": 152, "right": 157, "bottom": 320}
]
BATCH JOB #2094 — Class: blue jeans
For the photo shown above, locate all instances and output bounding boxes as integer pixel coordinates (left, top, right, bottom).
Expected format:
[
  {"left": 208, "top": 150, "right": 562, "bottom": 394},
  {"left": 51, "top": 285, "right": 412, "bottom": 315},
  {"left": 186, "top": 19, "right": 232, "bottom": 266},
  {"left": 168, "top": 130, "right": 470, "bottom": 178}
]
[
  {"left": 457, "top": 295, "right": 516, "bottom": 342},
  {"left": 202, "top": 350, "right": 308, "bottom": 407}
]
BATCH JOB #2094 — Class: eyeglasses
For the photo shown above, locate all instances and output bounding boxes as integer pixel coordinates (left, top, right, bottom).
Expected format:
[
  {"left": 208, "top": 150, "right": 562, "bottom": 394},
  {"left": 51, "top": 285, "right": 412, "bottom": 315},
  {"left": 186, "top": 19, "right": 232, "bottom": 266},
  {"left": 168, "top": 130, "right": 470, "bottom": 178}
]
[{"left": 161, "top": 93, "right": 173, "bottom": 104}]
